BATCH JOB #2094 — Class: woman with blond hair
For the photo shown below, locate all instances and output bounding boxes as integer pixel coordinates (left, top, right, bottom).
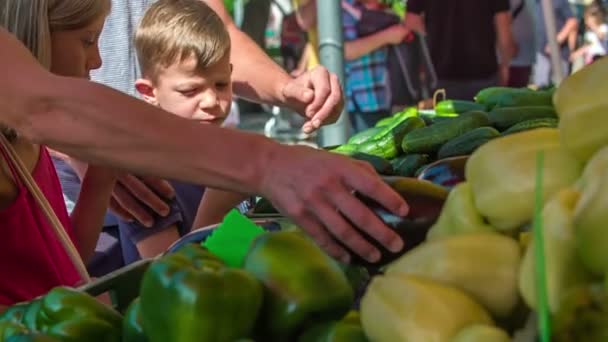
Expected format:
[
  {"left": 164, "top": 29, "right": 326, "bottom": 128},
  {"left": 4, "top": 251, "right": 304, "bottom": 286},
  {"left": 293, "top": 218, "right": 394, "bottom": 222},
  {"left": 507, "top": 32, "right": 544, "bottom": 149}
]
[{"left": 0, "top": 0, "right": 115, "bottom": 306}]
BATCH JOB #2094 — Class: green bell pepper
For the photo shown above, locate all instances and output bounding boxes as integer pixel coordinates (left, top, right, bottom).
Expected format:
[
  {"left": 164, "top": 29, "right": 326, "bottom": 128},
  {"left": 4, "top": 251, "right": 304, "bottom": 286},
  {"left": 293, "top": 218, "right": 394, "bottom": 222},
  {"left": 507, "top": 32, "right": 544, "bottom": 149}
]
[
  {"left": 243, "top": 231, "right": 354, "bottom": 341},
  {"left": 5, "top": 333, "right": 60, "bottom": 342},
  {"left": 298, "top": 311, "right": 368, "bottom": 342},
  {"left": 0, "top": 299, "right": 41, "bottom": 332},
  {"left": 140, "top": 244, "right": 263, "bottom": 342},
  {"left": 0, "top": 321, "right": 29, "bottom": 340},
  {"left": 35, "top": 287, "right": 123, "bottom": 342},
  {"left": 123, "top": 298, "right": 147, "bottom": 342}
]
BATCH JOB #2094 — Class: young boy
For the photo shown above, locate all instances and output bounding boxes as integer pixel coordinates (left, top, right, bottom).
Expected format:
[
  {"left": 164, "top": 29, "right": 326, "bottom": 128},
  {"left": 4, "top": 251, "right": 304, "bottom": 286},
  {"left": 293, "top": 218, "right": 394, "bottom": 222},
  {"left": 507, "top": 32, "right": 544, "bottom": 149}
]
[{"left": 127, "top": 0, "right": 250, "bottom": 258}]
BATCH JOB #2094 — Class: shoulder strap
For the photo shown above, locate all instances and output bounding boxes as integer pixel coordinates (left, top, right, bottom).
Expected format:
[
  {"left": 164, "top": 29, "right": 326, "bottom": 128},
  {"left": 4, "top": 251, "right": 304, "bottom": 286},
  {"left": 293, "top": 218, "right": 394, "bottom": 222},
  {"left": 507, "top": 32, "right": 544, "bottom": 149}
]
[
  {"left": 0, "top": 135, "right": 91, "bottom": 284},
  {"left": 0, "top": 137, "right": 23, "bottom": 187},
  {"left": 512, "top": 0, "right": 526, "bottom": 20}
]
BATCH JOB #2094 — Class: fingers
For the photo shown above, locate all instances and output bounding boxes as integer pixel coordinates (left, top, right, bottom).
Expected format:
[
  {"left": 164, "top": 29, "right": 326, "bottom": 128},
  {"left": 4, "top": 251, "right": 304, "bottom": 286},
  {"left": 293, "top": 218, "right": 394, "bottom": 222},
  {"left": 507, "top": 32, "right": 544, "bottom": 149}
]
[
  {"left": 118, "top": 174, "right": 171, "bottom": 217},
  {"left": 111, "top": 182, "right": 155, "bottom": 227},
  {"left": 292, "top": 210, "right": 350, "bottom": 263},
  {"left": 329, "top": 184, "right": 404, "bottom": 255},
  {"left": 310, "top": 190, "right": 381, "bottom": 263},
  {"left": 308, "top": 72, "right": 343, "bottom": 129},
  {"left": 108, "top": 197, "right": 135, "bottom": 222},
  {"left": 344, "top": 166, "right": 409, "bottom": 218},
  {"left": 304, "top": 67, "right": 333, "bottom": 120},
  {"left": 140, "top": 177, "right": 175, "bottom": 200}
]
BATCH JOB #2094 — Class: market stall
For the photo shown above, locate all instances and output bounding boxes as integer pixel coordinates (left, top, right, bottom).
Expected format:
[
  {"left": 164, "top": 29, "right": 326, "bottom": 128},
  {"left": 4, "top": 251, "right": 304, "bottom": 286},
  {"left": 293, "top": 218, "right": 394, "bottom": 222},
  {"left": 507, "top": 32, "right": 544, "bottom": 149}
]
[{"left": 2, "top": 56, "right": 607, "bottom": 341}]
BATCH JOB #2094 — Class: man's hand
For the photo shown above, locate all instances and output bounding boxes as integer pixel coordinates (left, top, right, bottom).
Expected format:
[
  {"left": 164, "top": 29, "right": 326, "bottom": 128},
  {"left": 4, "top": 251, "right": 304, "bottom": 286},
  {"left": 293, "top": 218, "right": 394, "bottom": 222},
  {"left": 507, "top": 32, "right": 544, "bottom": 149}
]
[
  {"left": 260, "top": 145, "right": 409, "bottom": 263},
  {"left": 109, "top": 175, "right": 176, "bottom": 227},
  {"left": 280, "top": 66, "right": 345, "bottom": 134}
]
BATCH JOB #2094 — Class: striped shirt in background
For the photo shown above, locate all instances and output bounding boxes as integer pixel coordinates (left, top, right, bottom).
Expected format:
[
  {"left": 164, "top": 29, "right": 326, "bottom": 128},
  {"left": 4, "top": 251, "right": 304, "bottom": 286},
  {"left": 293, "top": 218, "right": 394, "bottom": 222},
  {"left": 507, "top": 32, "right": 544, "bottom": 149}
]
[{"left": 342, "top": 0, "right": 391, "bottom": 114}]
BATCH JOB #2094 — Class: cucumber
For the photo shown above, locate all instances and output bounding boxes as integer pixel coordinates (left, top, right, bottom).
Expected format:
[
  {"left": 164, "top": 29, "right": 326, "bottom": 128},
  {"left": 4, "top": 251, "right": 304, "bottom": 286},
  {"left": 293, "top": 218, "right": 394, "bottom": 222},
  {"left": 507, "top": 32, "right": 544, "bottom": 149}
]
[
  {"left": 350, "top": 152, "right": 394, "bottom": 175},
  {"left": 357, "top": 116, "right": 426, "bottom": 159},
  {"left": 419, "top": 111, "right": 459, "bottom": 126},
  {"left": 401, "top": 111, "right": 491, "bottom": 154},
  {"left": 331, "top": 144, "right": 359, "bottom": 155},
  {"left": 435, "top": 100, "right": 486, "bottom": 114},
  {"left": 437, "top": 126, "right": 500, "bottom": 159},
  {"left": 372, "top": 107, "right": 418, "bottom": 137},
  {"left": 391, "top": 154, "right": 430, "bottom": 177},
  {"left": 347, "top": 126, "right": 384, "bottom": 145},
  {"left": 475, "top": 87, "right": 554, "bottom": 110},
  {"left": 488, "top": 106, "right": 557, "bottom": 131},
  {"left": 375, "top": 116, "right": 396, "bottom": 127},
  {"left": 501, "top": 118, "right": 559, "bottom": 136}
]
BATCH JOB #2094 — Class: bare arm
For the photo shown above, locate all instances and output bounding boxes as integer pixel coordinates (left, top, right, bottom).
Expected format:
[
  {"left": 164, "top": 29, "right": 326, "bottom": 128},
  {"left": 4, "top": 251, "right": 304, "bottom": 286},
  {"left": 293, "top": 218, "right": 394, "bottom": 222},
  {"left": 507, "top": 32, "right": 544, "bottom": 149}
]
[
  {"left": 558, "top": 18, "right": 579, "bottom": 47},
  {"left": 202, "top": 0, "right": 343, "bottom": 132},
  {"left": 495, "top": 11, "right": 516, "bottom": 66},
  {"left": 192, "top": 189, "right": 249, "bottom": 229},
  {"left": 70, "top": 167, "right": 116, "bottom": 262},
  {"left": 294, "top": 0, "right": 317, "bottom": 31},
  {"left": 137, "top": 225, "right": 181, "bottom": 258},
  {"left": 344, "top": 25, "right": 408, "bottom": 61},
  {"left": 495, "top": 11, "right": 516, "bottom": 85},
  {"left": 405, "top": 12, "right": 426, "bottom": 34},
  {"left": 0, "top": 28, "right": 409, "bottom": 264},
  {"left": 202, "top": 0, "right": 291, "bottom": 106}
]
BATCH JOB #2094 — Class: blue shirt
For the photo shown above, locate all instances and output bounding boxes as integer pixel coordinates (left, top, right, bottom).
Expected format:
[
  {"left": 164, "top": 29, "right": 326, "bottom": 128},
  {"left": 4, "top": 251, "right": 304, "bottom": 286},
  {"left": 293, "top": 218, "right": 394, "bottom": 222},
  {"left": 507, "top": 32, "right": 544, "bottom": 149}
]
[
  {"left": 534, "top": 0, "right": 575, "bottom": 59},
  {"left": 342, "top": 0, "right": 391, "bottom": 113}
]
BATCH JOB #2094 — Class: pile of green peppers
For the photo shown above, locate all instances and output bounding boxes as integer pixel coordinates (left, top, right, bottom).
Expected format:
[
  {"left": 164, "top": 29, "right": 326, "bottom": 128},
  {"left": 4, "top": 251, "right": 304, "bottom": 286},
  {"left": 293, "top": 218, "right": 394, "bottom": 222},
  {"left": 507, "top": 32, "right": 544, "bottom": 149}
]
[{"left": 0, "top": 230, "right": 370, "bottom": 342}]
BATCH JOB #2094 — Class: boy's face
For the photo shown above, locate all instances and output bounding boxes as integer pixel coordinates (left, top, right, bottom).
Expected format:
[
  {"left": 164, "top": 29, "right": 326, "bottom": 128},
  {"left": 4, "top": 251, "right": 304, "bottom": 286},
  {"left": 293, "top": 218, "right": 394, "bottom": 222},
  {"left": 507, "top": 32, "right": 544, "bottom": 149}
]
[{"left": 136, "top": 53, "right": 233, "bottom": 125}]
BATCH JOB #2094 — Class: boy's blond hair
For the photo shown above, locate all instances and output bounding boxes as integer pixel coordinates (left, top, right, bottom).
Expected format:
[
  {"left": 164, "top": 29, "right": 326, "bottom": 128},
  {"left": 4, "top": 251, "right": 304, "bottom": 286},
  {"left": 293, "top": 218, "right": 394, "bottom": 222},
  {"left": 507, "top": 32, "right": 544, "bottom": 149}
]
[{"left": 135, "top": 0, "right": 231, "bottom": 81}]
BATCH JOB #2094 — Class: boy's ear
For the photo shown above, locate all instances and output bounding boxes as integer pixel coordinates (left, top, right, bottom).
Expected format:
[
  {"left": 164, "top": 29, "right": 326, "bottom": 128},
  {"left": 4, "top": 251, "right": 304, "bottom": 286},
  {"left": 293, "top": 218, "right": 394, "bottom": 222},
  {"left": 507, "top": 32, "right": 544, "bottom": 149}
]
[{"left": 135, "top": 78, "right": 158, "bottom": 105}]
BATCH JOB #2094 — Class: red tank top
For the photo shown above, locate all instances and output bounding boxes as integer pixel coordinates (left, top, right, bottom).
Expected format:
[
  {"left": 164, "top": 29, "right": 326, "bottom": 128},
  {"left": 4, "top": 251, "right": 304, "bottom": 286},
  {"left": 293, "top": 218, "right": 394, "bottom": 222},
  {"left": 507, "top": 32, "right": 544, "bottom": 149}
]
[{"left": 0, "top": 145, "right": 81, "bottom": 305}]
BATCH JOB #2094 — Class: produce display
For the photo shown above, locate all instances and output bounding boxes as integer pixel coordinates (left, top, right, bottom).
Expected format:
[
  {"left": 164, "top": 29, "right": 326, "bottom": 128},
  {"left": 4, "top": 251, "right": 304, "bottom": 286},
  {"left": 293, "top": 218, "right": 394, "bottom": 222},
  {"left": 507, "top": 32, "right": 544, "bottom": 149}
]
[
  {"left": 330, "top": 87, "right": 559, "bottom": 181},
  {"left": 2, "top": 59, "right": 608, "bottom": 342}
]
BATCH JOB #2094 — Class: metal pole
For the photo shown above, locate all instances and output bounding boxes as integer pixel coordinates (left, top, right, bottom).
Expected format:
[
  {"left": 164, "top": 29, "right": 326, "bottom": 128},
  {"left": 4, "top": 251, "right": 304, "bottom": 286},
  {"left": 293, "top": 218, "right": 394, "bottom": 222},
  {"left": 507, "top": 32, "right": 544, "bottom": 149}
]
[
  {"left": 541, "top": 0, "right": 565, "bottom": 84},
  {"left": 317, "top": 0, "right": 350, "bottom": 147}
]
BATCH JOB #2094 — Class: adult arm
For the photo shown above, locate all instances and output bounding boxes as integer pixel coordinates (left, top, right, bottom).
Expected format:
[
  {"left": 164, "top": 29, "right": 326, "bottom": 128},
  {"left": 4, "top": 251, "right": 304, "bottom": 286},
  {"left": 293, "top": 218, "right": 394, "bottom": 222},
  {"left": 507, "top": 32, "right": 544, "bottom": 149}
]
[
  {"left": 344, "top": 25, "right": 410, "bottom": 61},
  {"left": 495, "top": 11, "right": 516, "bottom": 85},
  {"left": 0, "top": 28, "right": 408, "bottom": 263},
  {"left": 202, "top": 0, "right": 343, "bottom": 132}
]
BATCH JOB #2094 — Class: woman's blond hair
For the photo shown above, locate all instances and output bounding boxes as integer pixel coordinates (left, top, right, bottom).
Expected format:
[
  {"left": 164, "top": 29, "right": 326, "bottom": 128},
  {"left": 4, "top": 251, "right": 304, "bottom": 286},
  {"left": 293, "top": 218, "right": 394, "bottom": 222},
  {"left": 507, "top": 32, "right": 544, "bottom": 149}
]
[
  {"left": 0, "top": 0, "right": 110, "bottom": 139},
  {"left": 0, "top": 0, "right": 110, "bottom": 69}
]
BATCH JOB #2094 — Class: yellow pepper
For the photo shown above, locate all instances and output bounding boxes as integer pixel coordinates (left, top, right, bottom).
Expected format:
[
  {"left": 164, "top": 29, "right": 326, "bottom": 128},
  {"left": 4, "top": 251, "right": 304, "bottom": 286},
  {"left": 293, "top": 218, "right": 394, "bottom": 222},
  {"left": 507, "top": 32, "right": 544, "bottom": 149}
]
[
  {"left": 519, "top": 188, "right": 591, "bottom": 313},
  {"left": 465, "top": 128, "right": 583, "bottom": 231},
  {"left": 554, "top": 57, "right": 608, "bottom": 162},
  {"left": 426, "top": 182, "right": 494, "bottom": 241},
  {"left": 574, "top": 148, "right": 608, "bottom": 275},
  {"left": 360, "top": 275, "right": 492, "bottom": 342},
  {"left": 386, "top": 233, "right": 521, "bottom": 318},
  {"left": 451, "top": 325, "right": 510, "bottom": 342}
]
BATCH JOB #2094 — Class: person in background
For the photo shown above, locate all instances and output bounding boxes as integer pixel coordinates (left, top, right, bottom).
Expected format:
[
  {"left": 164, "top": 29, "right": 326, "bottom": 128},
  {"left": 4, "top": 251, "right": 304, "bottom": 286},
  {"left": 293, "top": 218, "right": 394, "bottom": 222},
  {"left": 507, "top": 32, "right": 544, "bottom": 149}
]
[
  {"left": 341, "top": 0, "right": 411, "bottom": 132},
  {"left": 405, "top": 0, "right": 516, "bottom": 100},
  {"left": 0, "top": 0, "right": 115, "bottom": 306},
  {"left": 532, "top": 0, "right": 578, "bottom": 87},
  {"left": 508, "top": 0, "right": 536, "bottom": 87},
  {"left": 294, "top": 0, "right": 411, "bottom": 133},
  {"left": 89, "top": 0, "right": 250, "bottom": 262},
  {"left": 570, "top": 2, "right": 607, "bottom": 65}
]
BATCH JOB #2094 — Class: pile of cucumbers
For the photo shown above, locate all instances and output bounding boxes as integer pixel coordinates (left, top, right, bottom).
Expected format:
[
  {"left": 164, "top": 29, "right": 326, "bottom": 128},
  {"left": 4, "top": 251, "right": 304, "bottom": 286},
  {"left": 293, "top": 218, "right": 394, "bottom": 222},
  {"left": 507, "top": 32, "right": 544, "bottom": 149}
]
[{"left": 332, "top": 86, "right": 558, "bottom": 177}]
